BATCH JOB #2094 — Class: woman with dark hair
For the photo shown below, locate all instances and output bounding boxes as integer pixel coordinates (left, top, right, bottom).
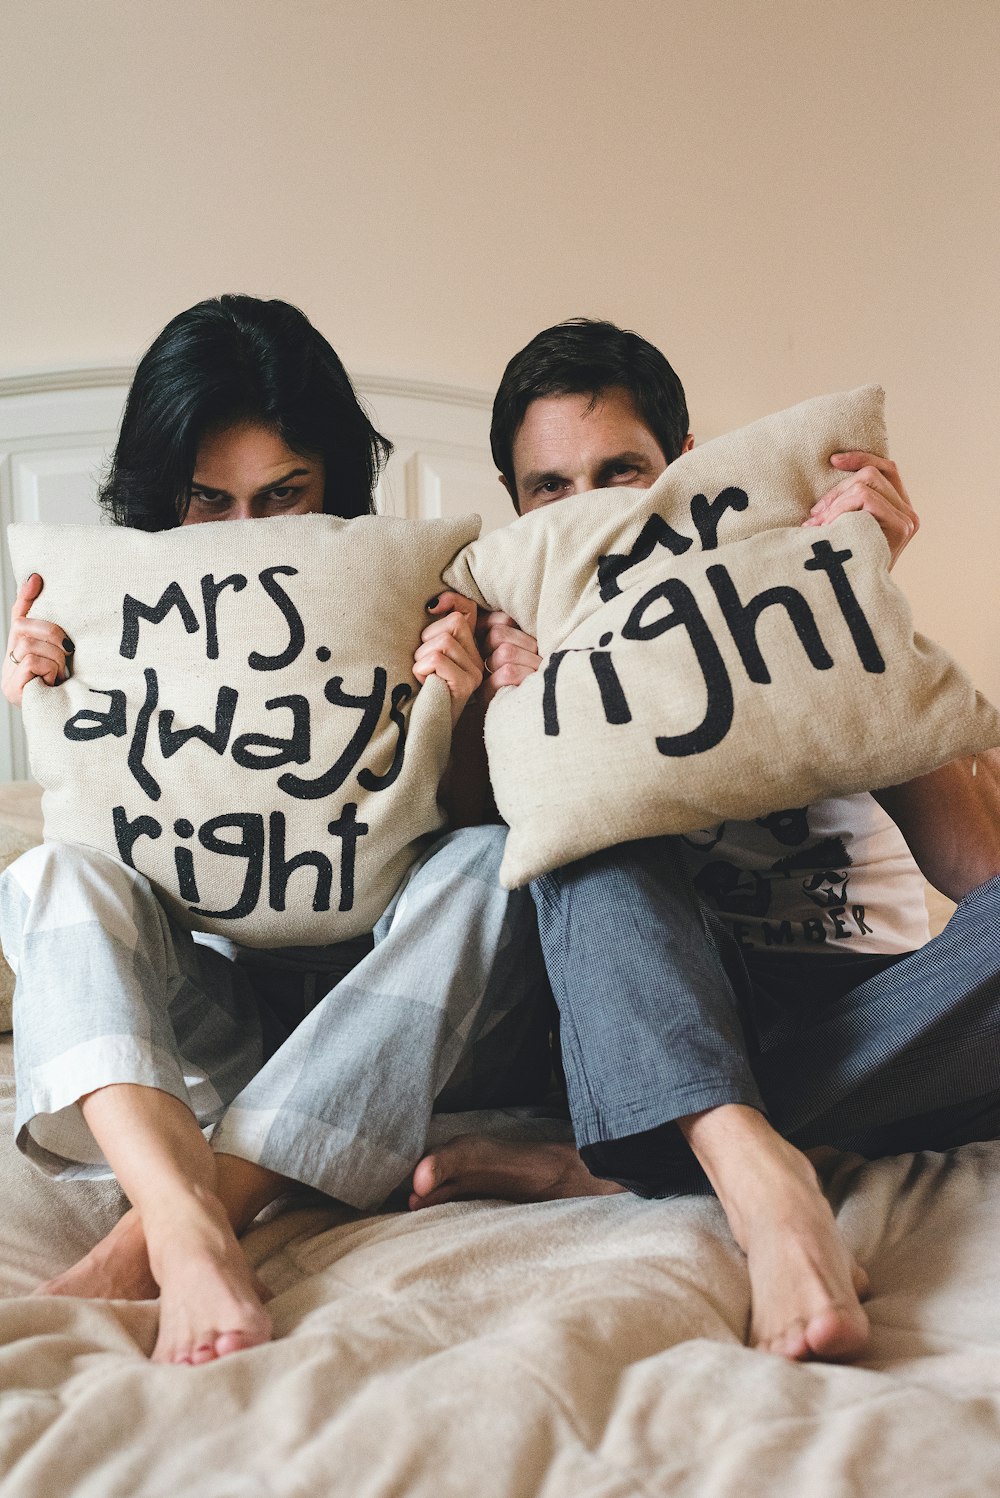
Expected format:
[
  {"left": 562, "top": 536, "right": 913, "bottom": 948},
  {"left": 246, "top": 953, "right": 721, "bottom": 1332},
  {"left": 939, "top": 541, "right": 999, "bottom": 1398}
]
[
  {"left": 99, "top": 293, "right": 391, "bottom": 530},
  {"left": 0, "top": 296, "right": 549, "bottom": 1367}
]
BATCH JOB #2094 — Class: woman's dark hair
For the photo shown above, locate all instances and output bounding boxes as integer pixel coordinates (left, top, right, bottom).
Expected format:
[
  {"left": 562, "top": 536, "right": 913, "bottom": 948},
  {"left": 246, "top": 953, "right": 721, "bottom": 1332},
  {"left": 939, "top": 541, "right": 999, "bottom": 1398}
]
[
  {"left": 490, "top": 318, "right": 689, "bottom": 512},
  {"left": 99, "top": 295, "right": 392, "bottom": 528}
]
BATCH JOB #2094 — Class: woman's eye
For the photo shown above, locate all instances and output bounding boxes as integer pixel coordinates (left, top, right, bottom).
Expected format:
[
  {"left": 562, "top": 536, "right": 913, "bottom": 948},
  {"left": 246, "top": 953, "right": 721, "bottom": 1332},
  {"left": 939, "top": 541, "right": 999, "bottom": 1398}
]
[
  {"left": 190, "top": 488, "right": 226, "bottom": 507},
  {"left": 269, "top": 487, "right": 295, "bottom": 501}
]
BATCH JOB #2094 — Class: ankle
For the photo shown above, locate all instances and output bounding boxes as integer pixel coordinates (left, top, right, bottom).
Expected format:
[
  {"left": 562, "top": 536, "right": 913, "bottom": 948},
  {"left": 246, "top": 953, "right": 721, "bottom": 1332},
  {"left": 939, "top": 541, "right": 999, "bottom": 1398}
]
[{"left": 678, "top": 1106, "right": 821, "bottom": 1245}]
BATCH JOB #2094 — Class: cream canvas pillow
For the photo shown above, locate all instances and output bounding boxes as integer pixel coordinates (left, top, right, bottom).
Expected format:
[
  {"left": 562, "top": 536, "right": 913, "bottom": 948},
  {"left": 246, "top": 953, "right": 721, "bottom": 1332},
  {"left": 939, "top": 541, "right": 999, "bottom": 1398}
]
[
  {"left": 8, "top": 512, "right": 478, "bottom": 946},
  {"left": 444, "top": 388, "right": 1000, "bottom": 887}
]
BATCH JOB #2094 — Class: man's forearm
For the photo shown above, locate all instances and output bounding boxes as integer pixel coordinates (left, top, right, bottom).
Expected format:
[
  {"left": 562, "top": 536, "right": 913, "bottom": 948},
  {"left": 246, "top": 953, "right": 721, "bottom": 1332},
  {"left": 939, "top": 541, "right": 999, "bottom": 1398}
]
[{"left": 873, "top": 749, "right": 1000, "bottom": 901}]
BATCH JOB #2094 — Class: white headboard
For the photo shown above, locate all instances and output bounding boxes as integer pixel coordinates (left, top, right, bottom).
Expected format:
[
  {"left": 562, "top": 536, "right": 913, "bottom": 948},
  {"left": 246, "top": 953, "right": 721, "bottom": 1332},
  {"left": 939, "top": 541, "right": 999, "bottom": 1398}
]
[{"left": 0, "top": 369, "right": 507, "bottom": 781}]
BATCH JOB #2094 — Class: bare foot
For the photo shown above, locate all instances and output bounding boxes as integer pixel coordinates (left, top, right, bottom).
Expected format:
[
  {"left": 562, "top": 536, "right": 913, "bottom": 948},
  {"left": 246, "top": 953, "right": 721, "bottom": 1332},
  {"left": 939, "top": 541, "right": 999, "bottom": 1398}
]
[
  {"left": 741, "top": 1177, "right": 870, "bottom": 1361},
  {"left": 144, "top": 1190, "right": 272, "bottom": 1365},
  {"left": 36, "top": 1208, "right": 158, "bottom": 1301},
  {"left": 687, "top": 1111, "right": 870, "bottom": 1363},
  {"left": 410, "top": 1136, "right": 624, "bottom": 1210}
]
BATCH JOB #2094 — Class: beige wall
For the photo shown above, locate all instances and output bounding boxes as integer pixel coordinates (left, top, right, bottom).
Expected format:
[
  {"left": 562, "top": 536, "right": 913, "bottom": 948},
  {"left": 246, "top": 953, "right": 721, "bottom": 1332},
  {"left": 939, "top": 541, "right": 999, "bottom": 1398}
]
[{"left": 1, "top": 0, "right": 996, "bottom": 697}]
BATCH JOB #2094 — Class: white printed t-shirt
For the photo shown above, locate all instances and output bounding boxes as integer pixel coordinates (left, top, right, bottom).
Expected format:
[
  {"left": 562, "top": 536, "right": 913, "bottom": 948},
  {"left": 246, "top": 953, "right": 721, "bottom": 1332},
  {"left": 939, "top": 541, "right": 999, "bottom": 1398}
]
[{"left": 675, "top": 793, "right": 931, "bottom": 956}]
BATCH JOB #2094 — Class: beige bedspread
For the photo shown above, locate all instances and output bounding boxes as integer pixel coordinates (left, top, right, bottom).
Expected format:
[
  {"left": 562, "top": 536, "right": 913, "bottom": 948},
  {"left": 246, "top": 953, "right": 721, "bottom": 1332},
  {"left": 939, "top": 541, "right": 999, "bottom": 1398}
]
[
  {"left": 1, "top": 1031, "right": 999, "bottom": 1498},
  {"left": 1, "top": 781, "right": 991, "bottom": 1496}
]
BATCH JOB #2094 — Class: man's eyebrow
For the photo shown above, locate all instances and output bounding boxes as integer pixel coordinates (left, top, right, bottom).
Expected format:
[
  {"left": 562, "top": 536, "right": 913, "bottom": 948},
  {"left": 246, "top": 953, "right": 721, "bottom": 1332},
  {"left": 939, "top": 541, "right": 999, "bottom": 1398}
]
[
  {"left": 520, "top": 468, "right": 568, "bottom": 491},
  {"left": 595, "top": 451, "right": 653, "bottom": 475}
]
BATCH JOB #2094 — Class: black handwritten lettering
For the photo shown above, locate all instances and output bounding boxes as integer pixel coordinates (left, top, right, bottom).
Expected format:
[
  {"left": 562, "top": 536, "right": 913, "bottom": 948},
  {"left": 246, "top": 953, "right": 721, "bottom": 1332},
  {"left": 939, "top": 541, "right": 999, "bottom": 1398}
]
[
  {"left": 231, "top": 695, "right": 312, "bottom": 770},
  {"left": 120, "top": 583, "right": 199, "bottom": 659},
  {"left": 112, "top": 805, "right": 162, "bottom": 867},
  {"left": 188, "top": 814, "right": 265, "bottom": 920},
  {"left": 542, "top": 648, "right": 631, "bottom": 738},
  {"left": 621, "top": 579, "right": 734, "bottom": 756},
  {"left": 248, "top": 566, "right": 305, "bottom": 671},
  {"left": 589, "top": 653, "right": 631, "bottom": 725},
  {"left": 689, "top": 488, "right": 749, "bottom": 550},
  {"left": 64, "top": 690, "right": 128, "bottom": 741},
  {"left": 542, "top": 651, "right": 570, "bottom": 737},
  {"left": 279, "top": 670, "right": 386, "bottom": 799},
  {"left": 268, "top": 811, "right": 332, "bottom": 913},
  {"left": 172, "top": 819, "right": 200, "bottom": 902},
  {"left": 803, "top": 540, "right": 886, "bottom": 673},
  {"left": 707, "top": 565, "right": 834, "bottom": 683},
  {"left": 327, "top": 802, "right": 369, "bottom": 912},
  {"left": 158, "top": 687, "right": 239, "bottom": 759},
  {"left": 127, "top": 668, "right": 162, "bottom": 801},
  {"left": 597, "top": 515, "right": 693, "bottom": 602},
  {"left": 830, "top": 907, "right": 852, "bottom": 939},
  {"left": 358, "top": 683, "right": 412, "bottom": 791},
  {"left": 200, "top": 574, "right": 247, "bottom": 660}
]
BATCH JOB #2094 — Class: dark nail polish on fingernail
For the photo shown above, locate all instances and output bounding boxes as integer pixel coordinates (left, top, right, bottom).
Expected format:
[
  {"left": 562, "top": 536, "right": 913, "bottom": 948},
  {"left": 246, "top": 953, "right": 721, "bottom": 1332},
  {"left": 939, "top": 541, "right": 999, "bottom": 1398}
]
[
  {"left": 62, "top": 637, "right": 75, "bottom": 653},
  {"left": 425, "top": 596, "right": 440, "bottom": 610}
]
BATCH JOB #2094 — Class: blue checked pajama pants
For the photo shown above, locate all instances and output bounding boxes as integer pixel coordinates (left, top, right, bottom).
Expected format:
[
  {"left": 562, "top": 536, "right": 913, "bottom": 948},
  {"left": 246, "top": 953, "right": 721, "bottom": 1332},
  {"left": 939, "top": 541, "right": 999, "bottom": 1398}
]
[
  {"left": 532, "top": 838, "right": 1000, "bottom": 1197},
  {"left": 0, "top": 825, "right": 554, "bottom": 1209}
]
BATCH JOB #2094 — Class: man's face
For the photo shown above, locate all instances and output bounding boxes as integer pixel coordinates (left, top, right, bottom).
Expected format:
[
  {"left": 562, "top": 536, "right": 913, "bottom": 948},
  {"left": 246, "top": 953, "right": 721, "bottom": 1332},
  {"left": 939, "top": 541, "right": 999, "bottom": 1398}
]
[{"left": 506, "top": 386, "right": 690, "bottom": 514}]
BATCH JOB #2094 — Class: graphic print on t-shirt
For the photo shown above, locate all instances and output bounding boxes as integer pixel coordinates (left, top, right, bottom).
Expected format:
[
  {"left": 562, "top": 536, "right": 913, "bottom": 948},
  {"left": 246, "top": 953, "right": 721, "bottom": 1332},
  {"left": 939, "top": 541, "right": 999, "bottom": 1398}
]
[
  {"left": 686, "top": 807, "right": 854, "bottom": 924},
  {"left": 677, "top": 794, "right": 931, "bottom": 955}
]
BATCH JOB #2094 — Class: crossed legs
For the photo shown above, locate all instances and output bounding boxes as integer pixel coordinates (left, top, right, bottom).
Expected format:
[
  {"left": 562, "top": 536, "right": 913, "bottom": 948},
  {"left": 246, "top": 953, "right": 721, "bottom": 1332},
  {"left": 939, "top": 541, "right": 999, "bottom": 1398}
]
[{"left": 39, "top": 1083, "right": 284, "bottom": 1364}]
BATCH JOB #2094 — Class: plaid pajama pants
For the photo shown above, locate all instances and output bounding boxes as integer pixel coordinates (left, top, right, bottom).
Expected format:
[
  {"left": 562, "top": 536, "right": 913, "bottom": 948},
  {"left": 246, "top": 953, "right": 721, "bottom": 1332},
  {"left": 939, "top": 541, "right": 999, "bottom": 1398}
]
[
  {"left": 533, "top": 838, "right": 1000, "bottom": 1197},
  {"left": 0, "top": 825, "right": 555, "bottom": 1209}
]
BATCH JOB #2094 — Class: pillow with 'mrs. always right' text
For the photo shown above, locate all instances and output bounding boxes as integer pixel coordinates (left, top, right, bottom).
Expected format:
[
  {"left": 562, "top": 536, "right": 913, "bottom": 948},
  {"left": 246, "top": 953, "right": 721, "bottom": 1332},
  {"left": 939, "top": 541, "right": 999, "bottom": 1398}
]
[{"left": 9, "top": 510, "right": 478, "bottom": 945}]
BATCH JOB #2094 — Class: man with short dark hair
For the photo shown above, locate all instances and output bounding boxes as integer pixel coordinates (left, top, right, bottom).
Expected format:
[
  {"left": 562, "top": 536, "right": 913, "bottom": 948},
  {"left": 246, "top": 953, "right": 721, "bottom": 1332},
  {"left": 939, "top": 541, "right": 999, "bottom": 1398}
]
[{"left": 412, "top": 319, "right": 1000, "bottom": 1364}]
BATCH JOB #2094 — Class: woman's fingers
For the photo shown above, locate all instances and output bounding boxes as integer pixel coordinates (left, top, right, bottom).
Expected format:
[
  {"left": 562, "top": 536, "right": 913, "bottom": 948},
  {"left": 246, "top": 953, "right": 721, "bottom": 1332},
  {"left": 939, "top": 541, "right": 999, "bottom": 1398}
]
[
  {"left": 3, "top": 574, "right": 72, "bottom": 706},
  {"left": 415, "top": 593, "right": 485, "bottom": 724},
  {"left": 11, "top": 573, "right": 44, "bottom": 621}
]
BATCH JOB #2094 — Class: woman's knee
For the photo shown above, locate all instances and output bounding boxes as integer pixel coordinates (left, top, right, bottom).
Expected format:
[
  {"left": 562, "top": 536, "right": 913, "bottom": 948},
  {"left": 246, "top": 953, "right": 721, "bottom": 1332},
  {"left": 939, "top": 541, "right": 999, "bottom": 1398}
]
[{"left": 1, "top": 841, "right": 163, "bottom": 946}]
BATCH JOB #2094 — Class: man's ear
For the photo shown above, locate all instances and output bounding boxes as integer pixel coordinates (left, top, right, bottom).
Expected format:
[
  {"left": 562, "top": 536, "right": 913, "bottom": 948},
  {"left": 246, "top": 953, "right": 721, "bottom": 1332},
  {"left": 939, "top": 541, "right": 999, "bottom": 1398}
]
[
  {"left": 682, "top": 432, "right": 694, "bottom": 454},
  {"left": 499, "top": 472, "right": 521, "bottom": 515}
]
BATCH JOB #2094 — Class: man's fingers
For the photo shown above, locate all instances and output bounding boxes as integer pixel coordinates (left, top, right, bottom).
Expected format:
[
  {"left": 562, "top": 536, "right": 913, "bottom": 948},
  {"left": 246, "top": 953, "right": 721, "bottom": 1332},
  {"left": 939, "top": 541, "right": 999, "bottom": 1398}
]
[
  {"left": 476, "top": 609, "right": 524, "bottom": 649},
  {"left": 830, "top": 451, "right": 907, "bottom": 490},
  {"left": 489, "top": 663, "right": 535, "bottom": 691},
  {"left": 802, "top": 478, "right": 917, "bottom": 568},
  {"left": 811, "top": 466, "right": 903, "bottom": 515},
  {"left": 486, "top": 640, "right": 542, "bottom": 675},
  {"left": 483, "top": 622, "right": 539, "bottom": 657}
]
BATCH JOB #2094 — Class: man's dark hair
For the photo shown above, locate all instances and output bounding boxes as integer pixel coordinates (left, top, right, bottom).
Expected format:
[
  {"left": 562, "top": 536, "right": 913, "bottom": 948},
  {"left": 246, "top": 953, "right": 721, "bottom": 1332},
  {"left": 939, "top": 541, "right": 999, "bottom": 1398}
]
[
  {"left": 99, "top": 294, "right": 392, "bottom": 529},
  {"left": 490, "top": 318, "right": 689, "bottom": 512}
]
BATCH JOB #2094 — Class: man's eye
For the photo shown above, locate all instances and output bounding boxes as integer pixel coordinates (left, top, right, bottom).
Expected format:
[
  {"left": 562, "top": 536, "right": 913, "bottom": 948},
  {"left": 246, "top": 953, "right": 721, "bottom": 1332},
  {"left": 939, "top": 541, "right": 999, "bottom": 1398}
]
[
  {"left": 537, "top": 479, "right": 566, "bottom": 496},
  {"left": 608, "top": 465, "right": 640, "bottom": 483}
]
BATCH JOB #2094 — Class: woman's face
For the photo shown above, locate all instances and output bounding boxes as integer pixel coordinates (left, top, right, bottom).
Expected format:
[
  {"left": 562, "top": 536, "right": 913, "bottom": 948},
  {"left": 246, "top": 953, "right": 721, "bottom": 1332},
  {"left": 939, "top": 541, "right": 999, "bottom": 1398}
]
[{"left": 182, "top": 422, "right": 326, "bottom": 525}]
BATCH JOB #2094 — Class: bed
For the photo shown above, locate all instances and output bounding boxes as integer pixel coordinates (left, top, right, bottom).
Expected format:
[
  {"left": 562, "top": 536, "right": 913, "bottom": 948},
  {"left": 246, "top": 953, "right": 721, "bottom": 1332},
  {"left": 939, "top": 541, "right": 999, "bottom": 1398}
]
[{"left": 2, "top": 783, "right": 999, "bottom": 1498}]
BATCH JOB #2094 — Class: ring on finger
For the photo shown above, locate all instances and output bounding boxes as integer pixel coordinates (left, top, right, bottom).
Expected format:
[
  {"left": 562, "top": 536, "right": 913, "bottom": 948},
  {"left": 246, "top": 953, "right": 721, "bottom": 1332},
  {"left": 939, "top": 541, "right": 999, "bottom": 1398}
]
[{"left": 8, "top": 650, "right": 21, "bottom": 665}]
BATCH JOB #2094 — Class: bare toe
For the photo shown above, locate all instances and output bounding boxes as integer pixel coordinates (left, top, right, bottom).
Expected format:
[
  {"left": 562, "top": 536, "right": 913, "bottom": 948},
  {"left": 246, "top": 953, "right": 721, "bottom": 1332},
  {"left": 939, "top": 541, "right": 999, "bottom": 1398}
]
[{"left": 146, "top": 1193, "right": 274, "bottom": 1365}]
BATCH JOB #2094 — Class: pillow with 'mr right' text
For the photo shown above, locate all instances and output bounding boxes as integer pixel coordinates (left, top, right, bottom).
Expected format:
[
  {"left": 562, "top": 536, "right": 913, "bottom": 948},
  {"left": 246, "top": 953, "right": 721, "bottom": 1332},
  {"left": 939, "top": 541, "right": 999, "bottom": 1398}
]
[{"left": 444, "top": 387, "right": 1000, "bottom": 887}]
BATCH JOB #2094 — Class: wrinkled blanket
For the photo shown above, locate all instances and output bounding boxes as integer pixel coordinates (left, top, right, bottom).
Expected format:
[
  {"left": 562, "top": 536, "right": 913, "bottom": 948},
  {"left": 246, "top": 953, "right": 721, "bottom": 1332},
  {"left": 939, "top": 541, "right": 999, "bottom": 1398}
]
[{"left": 1, "top": 1030, "right": 999, "bottom": 1498}]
